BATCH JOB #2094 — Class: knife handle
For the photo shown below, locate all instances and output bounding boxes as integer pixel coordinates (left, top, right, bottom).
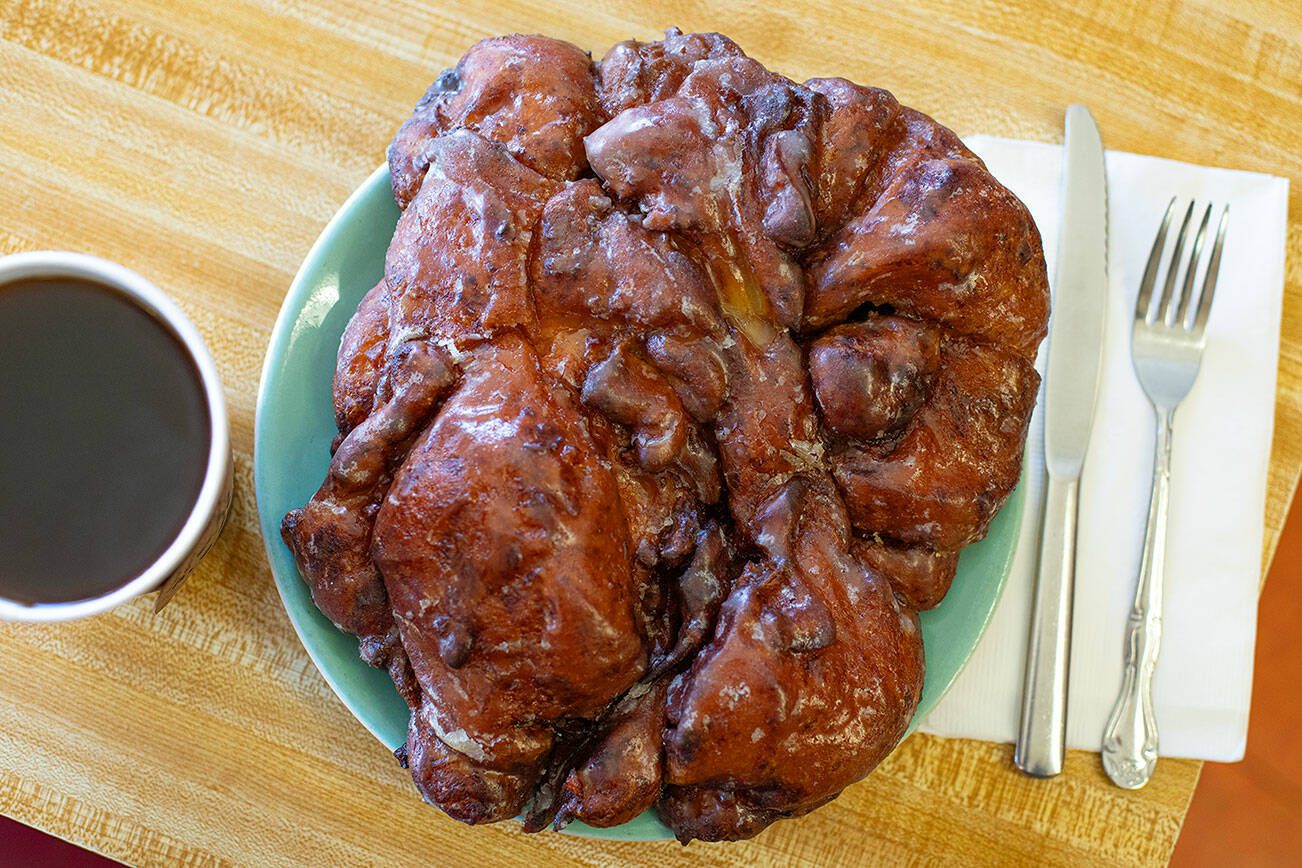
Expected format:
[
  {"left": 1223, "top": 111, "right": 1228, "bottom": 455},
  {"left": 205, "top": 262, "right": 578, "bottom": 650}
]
[{"left": 1015, "top": 472, "right": 1080, "bottom": 777}]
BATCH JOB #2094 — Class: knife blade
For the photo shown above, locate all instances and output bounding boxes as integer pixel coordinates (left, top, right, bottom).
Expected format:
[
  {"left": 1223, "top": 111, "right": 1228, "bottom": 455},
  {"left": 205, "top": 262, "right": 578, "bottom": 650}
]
[{"left": 1015, "top": 104, "right": 1109, "bottom": 778}]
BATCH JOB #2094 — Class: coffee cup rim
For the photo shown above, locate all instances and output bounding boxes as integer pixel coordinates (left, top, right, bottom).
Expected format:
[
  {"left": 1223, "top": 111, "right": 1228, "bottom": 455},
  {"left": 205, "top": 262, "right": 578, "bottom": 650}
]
[{"left": 0, "top": 251, "right": 231, "bottom": 621}]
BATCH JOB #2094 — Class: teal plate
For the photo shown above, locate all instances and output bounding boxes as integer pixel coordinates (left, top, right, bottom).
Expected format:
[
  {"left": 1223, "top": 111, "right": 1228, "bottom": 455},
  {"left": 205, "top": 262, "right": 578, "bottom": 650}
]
[{"left": 253, "top": 164, "right": 1024, "bottom": 842}]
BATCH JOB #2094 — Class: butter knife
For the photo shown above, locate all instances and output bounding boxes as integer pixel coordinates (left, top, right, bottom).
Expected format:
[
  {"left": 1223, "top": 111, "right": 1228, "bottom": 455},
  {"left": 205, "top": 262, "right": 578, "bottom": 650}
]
[{"left": 1015, "top": 104, "right": 1109, "bottom": 778}]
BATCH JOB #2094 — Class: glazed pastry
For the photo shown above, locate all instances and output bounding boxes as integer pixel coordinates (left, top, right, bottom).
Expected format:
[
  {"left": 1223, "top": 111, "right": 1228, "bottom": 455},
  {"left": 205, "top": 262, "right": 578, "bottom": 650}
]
[{"left": 282, "top": 28, "right": 1048, "bottom": 843}]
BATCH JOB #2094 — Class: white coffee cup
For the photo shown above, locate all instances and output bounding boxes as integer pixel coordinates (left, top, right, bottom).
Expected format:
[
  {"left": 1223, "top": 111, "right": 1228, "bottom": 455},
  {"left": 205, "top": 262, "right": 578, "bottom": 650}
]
[{"left": 0, "top": 251, "right": 232, "bottom": 621}]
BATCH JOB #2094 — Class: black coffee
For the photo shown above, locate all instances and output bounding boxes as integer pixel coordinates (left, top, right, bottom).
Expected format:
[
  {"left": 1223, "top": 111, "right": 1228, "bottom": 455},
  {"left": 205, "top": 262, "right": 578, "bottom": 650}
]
[{"left": 0, "top": 277, "right": 211, "bottom": 605}]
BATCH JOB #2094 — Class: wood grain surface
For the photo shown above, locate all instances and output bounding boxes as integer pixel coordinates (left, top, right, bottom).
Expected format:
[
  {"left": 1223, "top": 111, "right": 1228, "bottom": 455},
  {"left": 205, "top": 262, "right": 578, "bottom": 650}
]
[{"left": 1, "top": 0, "right": 1298, "bottom": 865}]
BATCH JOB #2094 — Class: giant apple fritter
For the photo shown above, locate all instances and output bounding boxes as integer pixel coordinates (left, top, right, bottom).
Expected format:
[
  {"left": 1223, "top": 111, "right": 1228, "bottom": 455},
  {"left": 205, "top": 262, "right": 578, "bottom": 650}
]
[{"left": 282, "top": 29, "right": 1048, "bottom": 843}]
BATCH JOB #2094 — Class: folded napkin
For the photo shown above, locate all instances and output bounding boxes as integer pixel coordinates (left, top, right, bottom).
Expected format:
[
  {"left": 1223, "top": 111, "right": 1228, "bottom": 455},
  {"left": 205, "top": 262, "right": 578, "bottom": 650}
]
[{"left": 918, "top": 137, "right": 1289, "bottom": 761}]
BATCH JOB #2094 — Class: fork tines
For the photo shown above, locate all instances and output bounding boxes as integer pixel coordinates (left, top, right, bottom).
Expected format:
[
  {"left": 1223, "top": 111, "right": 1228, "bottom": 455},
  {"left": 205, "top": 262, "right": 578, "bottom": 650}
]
[{"left": 1135, "top": 198, "right": 1229, "bottom": 334}]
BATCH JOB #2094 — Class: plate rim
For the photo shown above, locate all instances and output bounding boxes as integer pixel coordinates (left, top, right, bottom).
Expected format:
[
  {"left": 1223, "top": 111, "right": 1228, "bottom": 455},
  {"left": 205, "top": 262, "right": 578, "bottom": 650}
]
[{"left": 254, "top": 163, "right": 401, "bottom": 749}]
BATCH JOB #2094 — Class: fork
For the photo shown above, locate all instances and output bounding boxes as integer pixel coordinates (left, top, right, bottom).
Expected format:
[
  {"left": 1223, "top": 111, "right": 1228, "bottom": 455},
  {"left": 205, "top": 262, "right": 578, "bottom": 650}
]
[{"left": 1101, "top": 198, "right": 1229, "bottom": 789}]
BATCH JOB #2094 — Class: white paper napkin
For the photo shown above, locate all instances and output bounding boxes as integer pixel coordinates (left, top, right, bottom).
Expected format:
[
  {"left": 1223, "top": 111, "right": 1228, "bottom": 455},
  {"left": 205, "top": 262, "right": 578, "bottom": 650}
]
[{"left": 917, "top": 137, "right": 1289, "bottom": 761}]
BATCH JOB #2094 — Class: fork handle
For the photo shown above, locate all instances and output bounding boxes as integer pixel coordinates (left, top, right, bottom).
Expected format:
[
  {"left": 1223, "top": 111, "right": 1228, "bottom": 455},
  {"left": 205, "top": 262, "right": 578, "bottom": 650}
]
[
  {"left": 1102, "top": 407, "right": 1173, "bottom": 788},
  {"left": 1015, "top": 471, "right": 1080, "bottom": 777}
]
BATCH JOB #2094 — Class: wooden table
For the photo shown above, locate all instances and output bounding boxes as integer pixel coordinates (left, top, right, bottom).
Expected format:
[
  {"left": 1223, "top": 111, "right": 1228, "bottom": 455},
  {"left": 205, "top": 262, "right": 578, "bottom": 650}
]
[{"left": 1, "top": 1, "right": 1298, "bottom": 864}]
